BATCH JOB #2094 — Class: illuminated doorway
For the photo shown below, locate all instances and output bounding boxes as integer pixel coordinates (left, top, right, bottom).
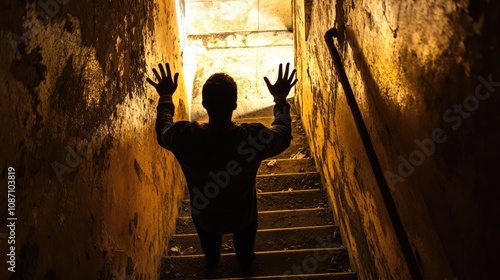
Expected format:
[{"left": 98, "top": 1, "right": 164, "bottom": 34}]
[{"left": 181, "top": 0, "right": 295, "bottom": 120}]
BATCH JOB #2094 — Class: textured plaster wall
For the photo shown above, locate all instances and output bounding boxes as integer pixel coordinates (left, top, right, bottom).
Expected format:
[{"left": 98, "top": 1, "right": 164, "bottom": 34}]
[
  {"left": 0, "top": 0, "right": 188, "bottom": 279},
  {"left": 184, "top": 0, "right": 292, "bottom": 34},
  {"left": 293, "top": 0, "right": 499, "bottom": 279}
]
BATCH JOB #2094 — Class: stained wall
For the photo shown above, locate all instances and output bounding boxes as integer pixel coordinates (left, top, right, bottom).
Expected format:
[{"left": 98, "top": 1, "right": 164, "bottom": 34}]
[
  {"left": 0, "top": 0, "right": 188, "bottom": 279},
  {"left": 293, "top": 0, "right": 499, "bottom": 279}
]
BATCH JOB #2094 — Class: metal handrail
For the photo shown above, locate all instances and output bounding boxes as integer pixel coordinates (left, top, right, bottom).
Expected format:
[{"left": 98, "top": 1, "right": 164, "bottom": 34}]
[{"left": 324, "top": 28, "right": 422, "bottom": 280}]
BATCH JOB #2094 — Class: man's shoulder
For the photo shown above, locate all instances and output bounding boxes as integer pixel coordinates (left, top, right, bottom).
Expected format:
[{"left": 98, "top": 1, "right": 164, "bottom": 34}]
[{"left": 169, "top": 120, "right": 206, "bottom": 133}]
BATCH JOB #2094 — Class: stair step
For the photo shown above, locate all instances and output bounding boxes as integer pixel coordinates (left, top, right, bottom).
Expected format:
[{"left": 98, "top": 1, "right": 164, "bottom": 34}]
[
  {"left": 258, "top": 189, "right": 329, "bottom": 211},
  {"left": 258, "top": 158, "right": 316, "bottom": 175},
  {"left": 184, "top": 171, "right": 321, "bottom": 197},
  {"left": 209, "top": 272, "right": 358, "bottom": 280},
  {"left": 179, "top": 189, "right": 329, "bottom": 216},
  {"left": 175, "top": 208, "right": 335, "bottom": 234},
  {"left": 169, "top": 225, "right": 342, "bottom": 255},
  {"left": 256, "top": 171, "right": 321, "bottom": 192},
  {"left": 162, "top": 248, "right": 352, "bottom": 279}
]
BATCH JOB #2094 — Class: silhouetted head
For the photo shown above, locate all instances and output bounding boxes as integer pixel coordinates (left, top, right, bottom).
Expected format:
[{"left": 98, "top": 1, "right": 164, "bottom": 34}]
[{"left": 202, "top": 73, "right": 237, "bottom": 121}]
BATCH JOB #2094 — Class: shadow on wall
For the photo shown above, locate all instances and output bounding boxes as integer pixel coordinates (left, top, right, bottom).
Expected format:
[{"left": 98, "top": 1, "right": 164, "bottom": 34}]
[
  {"left": 0, "top": 0, "right": 188, "bottom": 279},
  {"left": 293, "top": 0, "right": 500, "bottom": 278},
  {"left": 339, "top": 4, "right": 500, "bottom": 280}
]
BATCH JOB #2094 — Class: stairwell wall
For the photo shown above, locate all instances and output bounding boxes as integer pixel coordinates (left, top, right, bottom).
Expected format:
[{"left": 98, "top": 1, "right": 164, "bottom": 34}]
[
  {"left": 292, "top": 0, "right": 499, "bottom": 279},
  {"left": 0, "top": 0, "right": 188, "bottom": 279}
]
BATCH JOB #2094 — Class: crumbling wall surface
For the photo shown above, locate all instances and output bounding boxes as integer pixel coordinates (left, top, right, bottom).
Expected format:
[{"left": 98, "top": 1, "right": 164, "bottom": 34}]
[
  {"left": 0, "top": 0, "right": 188, "bottom": 279},
  {"left": 293, "top": 0, "right": 499, "bottom": 279}
]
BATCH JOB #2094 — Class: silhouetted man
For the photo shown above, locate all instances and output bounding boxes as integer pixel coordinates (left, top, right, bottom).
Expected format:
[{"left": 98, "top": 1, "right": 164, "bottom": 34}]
[{"left": 147, "top": 62, "right": 297, "bottom": 270}]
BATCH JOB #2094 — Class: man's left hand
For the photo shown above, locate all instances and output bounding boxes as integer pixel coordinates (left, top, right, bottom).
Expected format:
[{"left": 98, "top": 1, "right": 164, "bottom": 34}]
[{"left": 146, "top": 63, "right": 179, "bottom": 97}]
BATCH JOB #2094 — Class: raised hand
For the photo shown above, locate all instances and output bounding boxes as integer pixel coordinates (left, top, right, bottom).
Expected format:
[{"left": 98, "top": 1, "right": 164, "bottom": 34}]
[
  {"left": 146, "top": 63, "right": 179, "bottom": 97},
  {"left": 264, "top": 63, "right": 298, "bottom": 101}
]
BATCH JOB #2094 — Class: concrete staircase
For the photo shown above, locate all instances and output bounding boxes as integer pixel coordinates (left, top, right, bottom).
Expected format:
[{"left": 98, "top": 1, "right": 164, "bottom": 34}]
[{"left": 161, "top": 111, "right": 357, "bottom": 279}]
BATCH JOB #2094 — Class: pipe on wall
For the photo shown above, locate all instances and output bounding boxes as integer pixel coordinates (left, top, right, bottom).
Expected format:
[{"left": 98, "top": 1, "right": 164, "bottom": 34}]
[{"left": 324, "top": 27, "right": 423, "bottom": 280}]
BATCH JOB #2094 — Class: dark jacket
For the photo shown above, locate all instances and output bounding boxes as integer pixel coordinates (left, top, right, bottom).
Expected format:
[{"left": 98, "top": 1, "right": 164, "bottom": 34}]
[{"left": 156, "top": 95, "right": 292, "bottom": 234}]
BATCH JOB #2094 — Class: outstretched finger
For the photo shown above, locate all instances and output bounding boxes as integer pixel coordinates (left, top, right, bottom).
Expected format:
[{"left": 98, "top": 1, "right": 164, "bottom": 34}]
[
  {"left": 153, "top": 68, "right": 161, "bottom": 82},
  {"left": 159, "top": 63, "right": 166, "bottom": 78},
  {"left": 284, "top": 62, "right": 290, "bottom": 79},
  {"left": 290, "top": 78, "right": 298, "bottom": 87},
  {"left": 288, "top": 69, "right": 296, "bottom": 82},
  {"left": 264, "top": 77, "right": 272, "bottom": 90},
  {"left": 166, "top": 63, "right": 172, "bottom": 79},
  {"left": 146, "top": 77, "right": 157, "bottom": 87},
  {"left": 173, "top": 72, "right": 179, "bottom": 86},
  {"left": 278, "top": 63, "right": 283, "bottom": 79}
]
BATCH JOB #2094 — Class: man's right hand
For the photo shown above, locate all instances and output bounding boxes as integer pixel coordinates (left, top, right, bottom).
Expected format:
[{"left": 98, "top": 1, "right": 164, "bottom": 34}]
[
  {"left": 146, "top": 63, "right": 179, "bottom": 97},
  {"left": 264, "top": 63, "right": 298, "bottom": 101}
]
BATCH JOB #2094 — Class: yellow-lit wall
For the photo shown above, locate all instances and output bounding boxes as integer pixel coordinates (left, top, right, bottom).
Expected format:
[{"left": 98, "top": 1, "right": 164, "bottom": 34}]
[
  {"left": 0, "top": 0, "right": 188, "bottom": 278},
  {"left": 293, "top": 0, "right": 499, "bottom": 279}
]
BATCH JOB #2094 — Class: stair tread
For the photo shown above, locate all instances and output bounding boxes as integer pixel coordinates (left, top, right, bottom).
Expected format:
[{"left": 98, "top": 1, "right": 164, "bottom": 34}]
[
  {"left": 179, "top": 189, "right": 329, "bottom": 216},
  {"left": 256, "top": 172, "right": 321, "bottom": 192},
  {"left": 170, "top": 225, "right": 342, "bottom": 255},
  {"left": 183, "top": 171, "right": 322, "bottom": 197},
  {"left": 208, "top": 272, "right": 357, "bottom": 280},
  {"left": 182, "top": 188, "right": 323, "bottom": 198},
  {"left": 259, "top": 188, "right": 322, "bottom": 195},
  {"left": 162, "top": 248, "right": 352, "bottom": 279},
  {"left": 167, "top": 247, "right": 346, "bottom": 257},
  {"left": 256, "top": 171, "right": 319, "bottom": 177},
  {"left": 175, "top": 208, "right": 335, "bottom": 234},
  {"left": 258, "top": 158, "right": 316, "bottom": 175},
  {"left": 173, "top": 224, "right": 337, "bottom": 236}
]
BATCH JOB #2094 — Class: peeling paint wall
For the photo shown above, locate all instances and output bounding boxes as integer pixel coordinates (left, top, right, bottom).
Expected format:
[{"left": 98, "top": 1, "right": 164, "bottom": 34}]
[
  {"left": 293, "top": 0, "right": 499, "bottom": 279},
  {"left": 0, "top": 0, "right": 188, "bottom": 279}
]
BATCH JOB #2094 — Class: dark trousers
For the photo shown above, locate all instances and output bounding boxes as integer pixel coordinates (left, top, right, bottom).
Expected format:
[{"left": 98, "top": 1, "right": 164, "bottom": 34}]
[{"left": 195, "top": 217, "right": 258, "bottom": 266}]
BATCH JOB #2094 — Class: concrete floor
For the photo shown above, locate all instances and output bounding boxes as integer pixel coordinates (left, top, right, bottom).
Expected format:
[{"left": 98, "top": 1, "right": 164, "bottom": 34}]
[{"left": 183, "top": 0, "right": 295, "bottom": 120}]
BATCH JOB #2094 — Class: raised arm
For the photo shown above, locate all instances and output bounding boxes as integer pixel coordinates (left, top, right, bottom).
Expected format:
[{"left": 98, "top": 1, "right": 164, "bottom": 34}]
[
  {"left": 264, "top": 62, "right": 298, "bottom": 127},
  {"left": 260, "top": 63, "right": 298, "bottom": 157},
  {"left": 146, "top": 62, "right": 179, "bottom": 149}
]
